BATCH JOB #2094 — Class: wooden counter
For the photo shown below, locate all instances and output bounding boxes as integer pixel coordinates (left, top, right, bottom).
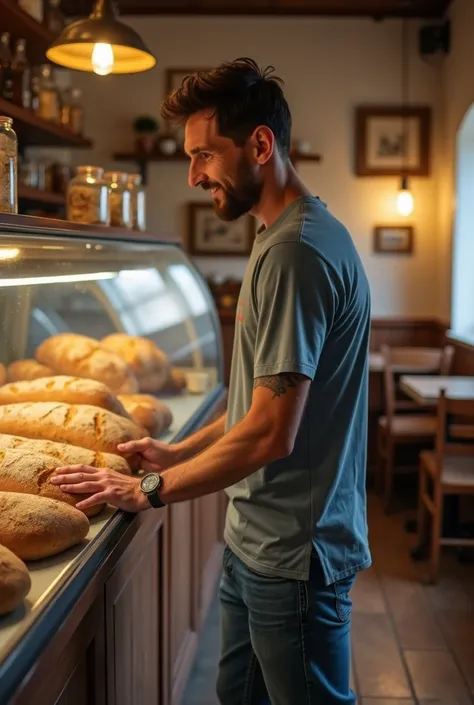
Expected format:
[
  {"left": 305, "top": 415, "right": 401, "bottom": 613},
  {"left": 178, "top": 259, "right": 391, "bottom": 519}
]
[{"left": 0, "top": 385, "right": 227, "bottom": 705}]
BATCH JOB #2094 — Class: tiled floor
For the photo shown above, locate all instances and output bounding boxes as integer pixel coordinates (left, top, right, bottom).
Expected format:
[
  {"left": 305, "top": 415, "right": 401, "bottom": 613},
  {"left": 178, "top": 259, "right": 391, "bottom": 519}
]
[{"left": 182, "top": 492, "right": 474, "bottom": 705}]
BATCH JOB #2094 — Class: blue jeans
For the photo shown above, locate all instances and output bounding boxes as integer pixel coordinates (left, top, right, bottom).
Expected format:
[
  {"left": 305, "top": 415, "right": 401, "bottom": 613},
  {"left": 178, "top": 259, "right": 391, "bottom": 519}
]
[{"left": 216, "top": 545, "right": 356, "bottom": 705}]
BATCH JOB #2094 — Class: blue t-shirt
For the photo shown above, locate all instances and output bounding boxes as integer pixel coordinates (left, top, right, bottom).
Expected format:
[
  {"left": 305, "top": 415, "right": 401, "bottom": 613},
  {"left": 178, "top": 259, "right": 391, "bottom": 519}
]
[{"left": 224, "top": 196, "right": 372, "bottom": 585}]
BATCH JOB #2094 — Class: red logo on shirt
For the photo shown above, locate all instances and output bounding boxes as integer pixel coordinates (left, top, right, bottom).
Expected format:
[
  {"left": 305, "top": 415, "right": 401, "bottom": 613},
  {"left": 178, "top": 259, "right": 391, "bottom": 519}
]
[{"left": 236, "top": 301, "right": 244, "bottom": 323}]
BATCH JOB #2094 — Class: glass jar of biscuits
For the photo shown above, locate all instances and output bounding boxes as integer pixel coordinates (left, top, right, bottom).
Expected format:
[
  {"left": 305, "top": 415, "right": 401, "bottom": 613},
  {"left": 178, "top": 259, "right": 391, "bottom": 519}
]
[
  {"left": 66, "top": 165, "right": 109, "bottom": 225},
  {"left": 127, "top": 173, "right": 146, "bottom": 232},
  {"left": 104, "top": 171, "right": 132, "bottom": 228}
]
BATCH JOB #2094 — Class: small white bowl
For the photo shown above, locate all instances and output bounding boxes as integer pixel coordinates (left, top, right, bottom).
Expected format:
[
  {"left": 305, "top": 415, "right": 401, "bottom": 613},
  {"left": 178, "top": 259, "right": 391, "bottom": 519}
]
[{"left": 185, "top": 371, "right": 210, "bottom": 394}]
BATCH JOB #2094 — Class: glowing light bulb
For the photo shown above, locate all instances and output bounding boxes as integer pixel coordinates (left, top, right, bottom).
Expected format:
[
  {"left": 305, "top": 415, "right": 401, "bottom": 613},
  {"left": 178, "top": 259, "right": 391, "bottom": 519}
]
[
  {"left": 91, "top": 43, "right": 114, "bottom": 76},
  {"left": 396, "top": 177, "right": 414, "bottom": 217}
]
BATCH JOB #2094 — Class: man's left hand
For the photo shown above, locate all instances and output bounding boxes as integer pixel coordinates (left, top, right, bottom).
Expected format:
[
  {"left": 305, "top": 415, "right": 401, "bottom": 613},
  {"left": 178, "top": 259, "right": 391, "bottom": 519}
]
[{"left": 51, "top": 465, "right": 150, "bottom": 513}]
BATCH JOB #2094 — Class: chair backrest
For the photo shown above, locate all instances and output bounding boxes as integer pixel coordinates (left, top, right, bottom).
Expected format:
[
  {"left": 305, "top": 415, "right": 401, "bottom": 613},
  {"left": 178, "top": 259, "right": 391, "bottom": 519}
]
[
  {"left": 381, "top": 345, "right": 455, "bottom": 421},
  {"left": 435, "top": 389, "right": 474, "bottom": 466}
]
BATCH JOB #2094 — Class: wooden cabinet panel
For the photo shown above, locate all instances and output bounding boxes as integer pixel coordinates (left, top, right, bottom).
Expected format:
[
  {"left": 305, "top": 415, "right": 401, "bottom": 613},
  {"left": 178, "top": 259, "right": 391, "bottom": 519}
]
[
  {"left": 168, "top": 501, "right": 197, "bottom": 705},
  {"left": 106, "top": 514, "right": 163, "bottom": 705},
  {"left": 193, "top": 493, "right": 223, "bottom": 630}
]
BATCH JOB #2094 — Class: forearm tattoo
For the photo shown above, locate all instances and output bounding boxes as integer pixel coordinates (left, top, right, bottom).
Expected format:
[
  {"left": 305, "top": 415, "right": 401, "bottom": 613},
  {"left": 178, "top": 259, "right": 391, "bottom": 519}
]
[{"left": 254, "top": 372, "right": 306, "bottom": 399}]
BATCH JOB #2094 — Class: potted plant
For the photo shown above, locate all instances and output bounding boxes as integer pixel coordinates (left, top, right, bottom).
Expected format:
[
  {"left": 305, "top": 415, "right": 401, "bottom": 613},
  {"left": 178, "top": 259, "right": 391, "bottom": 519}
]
[{"left": 133, "top": 116, "right": 159, "bottom": 154}]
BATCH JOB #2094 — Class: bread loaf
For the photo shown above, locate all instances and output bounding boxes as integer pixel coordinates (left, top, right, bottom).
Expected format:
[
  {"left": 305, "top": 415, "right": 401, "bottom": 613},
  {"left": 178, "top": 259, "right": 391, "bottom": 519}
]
[
  {"left": 0, "top": 447, "right": 105, "bottom": 517},
  {"left": 0, "top": 364, "right": 5, "bottom": 386},
  {"left": 0, "top": 544, "right": 31, "bottom": 615},
  {"left": 101, "top": 334, "right": 167, "bottom": 377},
  {"left": 161, "top": 367, "right": 187, "bottom": 394},
  {"left": 0, "top": 492, "right": 89, "bottom": 560},
  {"left": 0, "top": 376, "right": 129, "bottom": 418},
  {"left": 36, "top": 334, "right": 138, "bottom": 394},
  {"left": 118, "top": 394, "right": 173, "bottom": 437},
  {"left": 0, "top": 402, "right": 146, "bottom": 469},
  {"left": 7, "top": 360, "right": 54, "bottom": 382},
  {"left": 0, "top": 433, "right": 131, "bottom": 475}
]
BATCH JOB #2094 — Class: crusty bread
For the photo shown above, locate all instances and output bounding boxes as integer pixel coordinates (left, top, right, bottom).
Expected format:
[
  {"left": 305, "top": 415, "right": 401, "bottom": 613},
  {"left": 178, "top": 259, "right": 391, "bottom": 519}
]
[
  {"left": 0, "top": 448, "right": 105, "bottom": 517},
  {"left": 160, "top": 367, "right": 187, "bottom": 394},
  {"left": 118, "top": 394, "right": 173, "bottom": 437},
  {"left": 0, "top": 434, "right": 131, "bottom": 476},
  {"left": 101, "top": 334, "right": 170, "bottom": 392},
  {"left": 36, "top": 334, "right": 138, "bottom": 394},
  {"left": 0, "top": 492, "right": 89, "bottom": 560},
  {"left": 0, "top": 376, "right": 129, "bottom": 418},
  {"left": 0, "top": 402, "right": 146, "bottom": 470},
  {"left": 0, "top": 364, "right": 6, "bottom": 386},
  {"left": 0, "top": 544, "right": 31, "bottom": 615},
  {"left": 7, "top": 360, "right": 54, "bottom": 382}
]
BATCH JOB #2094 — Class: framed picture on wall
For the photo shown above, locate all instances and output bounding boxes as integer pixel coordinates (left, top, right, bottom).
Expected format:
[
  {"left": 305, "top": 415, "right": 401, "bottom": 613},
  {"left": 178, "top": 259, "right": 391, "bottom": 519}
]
[
  {"left": 355, "top": 106, "right": 431, "bottom": 176},
  {"left": 373, "top": 225, "right": 414, "bottom": 254},
  {"left": 187, "top": 202, "right": 255, "bottom": 257}
]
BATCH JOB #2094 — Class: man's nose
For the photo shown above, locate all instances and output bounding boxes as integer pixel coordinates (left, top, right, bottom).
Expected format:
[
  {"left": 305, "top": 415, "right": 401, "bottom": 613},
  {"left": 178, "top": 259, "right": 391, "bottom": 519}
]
[{"left": 188, "top": 160, "right": 204, "bottom": 188}]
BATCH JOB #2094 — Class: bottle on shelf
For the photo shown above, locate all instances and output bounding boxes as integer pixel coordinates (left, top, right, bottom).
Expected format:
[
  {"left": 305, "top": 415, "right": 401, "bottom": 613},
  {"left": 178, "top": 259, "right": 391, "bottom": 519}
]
[
  {"left": 11, "top": 39, "right": 31, "bottom": 109},
  {"left": 127, "top": 173, "right": 146, "bottom": 232},
  {"left": 60, "top": 87, "right": 85, "bottom": 134},
  {"left": 30, "top": 67, "right": 40, "bottom": 113},
  {"left": 0, "top": 33, "right": 14, "bottom": 102},
  {"left": 37, "top": 64, "right": 60, "bottom": 124},
  {"left": 0, "top": 116, "right": 18, "bottom": 214},
  {"left": 44, "top": 0, "right": 66, "bottom": 35},
  {"left": 104, "top": 171, "right": 133, "bottom": 228}
]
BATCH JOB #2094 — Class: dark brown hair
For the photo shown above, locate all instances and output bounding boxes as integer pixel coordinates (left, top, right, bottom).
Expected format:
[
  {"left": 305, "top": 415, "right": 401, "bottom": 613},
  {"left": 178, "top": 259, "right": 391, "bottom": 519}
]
[{"left": 161, "top": 57, "right": 292, "bottom": 157}]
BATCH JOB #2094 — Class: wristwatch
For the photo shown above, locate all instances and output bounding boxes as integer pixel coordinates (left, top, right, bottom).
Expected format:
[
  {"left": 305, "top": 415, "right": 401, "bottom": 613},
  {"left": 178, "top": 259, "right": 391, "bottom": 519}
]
[{"left": 139, "top": 472, "right": 165, "bottom": 508}]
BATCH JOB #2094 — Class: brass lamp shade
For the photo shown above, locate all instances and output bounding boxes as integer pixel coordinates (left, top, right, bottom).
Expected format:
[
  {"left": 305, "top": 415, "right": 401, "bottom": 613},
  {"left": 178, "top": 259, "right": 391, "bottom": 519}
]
[{"left": 46, "top": 0, "right": 156, "bottom": 74}]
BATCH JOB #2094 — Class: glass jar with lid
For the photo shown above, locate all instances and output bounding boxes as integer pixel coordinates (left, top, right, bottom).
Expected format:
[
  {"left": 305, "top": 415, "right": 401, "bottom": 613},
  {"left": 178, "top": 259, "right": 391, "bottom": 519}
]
[
  {"left": 0, "top": 116, "right": 18, "bottom": 214},
  {"left": 37, "top": 64, "right": 60, "bottom": 123},
  {"left": 67, "top": 166, "right": 109, "bottom": 225},
  {"left": 104, "top": 171, "right": 132, "bottom": 228},
  {"left": 127, "top": 173, "right": 146, "bottom": 232}
]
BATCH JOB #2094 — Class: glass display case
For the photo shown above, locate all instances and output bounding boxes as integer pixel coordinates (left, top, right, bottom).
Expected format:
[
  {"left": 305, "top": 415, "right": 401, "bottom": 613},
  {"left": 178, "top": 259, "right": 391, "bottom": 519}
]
[{"left": 0, "top": 217, "right": 225, "bottom": 702}]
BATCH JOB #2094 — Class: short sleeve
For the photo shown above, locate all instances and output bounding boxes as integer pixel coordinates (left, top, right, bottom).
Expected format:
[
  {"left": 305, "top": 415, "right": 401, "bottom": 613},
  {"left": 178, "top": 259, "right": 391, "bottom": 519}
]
[{"left": 253, "top": 242, "right": 336, "bottom": 380}]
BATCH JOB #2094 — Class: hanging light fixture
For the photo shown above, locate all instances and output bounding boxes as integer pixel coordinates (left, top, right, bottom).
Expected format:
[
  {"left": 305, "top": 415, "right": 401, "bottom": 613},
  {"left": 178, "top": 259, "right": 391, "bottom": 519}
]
[
  {"left": 46, "top": 0, "right": 156, "bottom": 76},
  {"left": 396, "top": 16, "right": 414, "bottom": 217}
]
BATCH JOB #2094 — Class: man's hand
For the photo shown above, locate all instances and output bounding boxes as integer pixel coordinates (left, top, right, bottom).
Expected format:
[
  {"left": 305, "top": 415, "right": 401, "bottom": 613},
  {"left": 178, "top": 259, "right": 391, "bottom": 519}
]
[
  {"left": 118, "top": 437, "right": 180, "bottom": 472},
  {"left": 50, "top": 465, "right": 150, "bottom": 513}
]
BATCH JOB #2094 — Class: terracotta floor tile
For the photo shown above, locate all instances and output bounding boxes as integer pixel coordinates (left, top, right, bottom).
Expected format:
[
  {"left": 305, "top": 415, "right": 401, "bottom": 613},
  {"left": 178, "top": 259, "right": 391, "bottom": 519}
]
[
  {"left": 405, "top": 649, "right": 472, "bottom": 704},
  {"left": 351, "top": 613, "right": 412, "bottom": 699},
  {"left": 437, "top": 610, "right": 474, "bottom": 694},
  {"left": 352, "top": 568, "right": 387, "bottom": 614}
]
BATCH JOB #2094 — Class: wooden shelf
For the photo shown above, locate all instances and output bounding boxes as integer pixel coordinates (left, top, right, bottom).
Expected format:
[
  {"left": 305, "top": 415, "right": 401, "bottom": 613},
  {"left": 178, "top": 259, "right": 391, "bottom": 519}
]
[
  {"left": 0, "top": 0, "right": 56, "bottom": 64},
  {"left": 0, "top": 99, "right": 93, "bottom": 148},
  {"left": 113, "top": 148, "right": 321, "bottom": 183},
  {"left": 18, "top": 184, "right": 65, "bottom": 206}
]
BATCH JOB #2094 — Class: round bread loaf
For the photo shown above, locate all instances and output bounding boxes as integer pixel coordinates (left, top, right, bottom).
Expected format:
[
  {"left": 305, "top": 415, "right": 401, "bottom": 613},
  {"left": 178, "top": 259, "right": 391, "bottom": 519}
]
[
  {"left": 161, "top": 367, "right": 187, "bottom": 394},
  {"left": 0, "top": 492, "right": 90, "bottom": 560},
  {"left": 101, "top": 334, "right": 170, "bottom": 392},
  {"left": 36, "top": 334, "right": 138, "bottom": 394},
  {"left": 0, "top": 544, "right": 31, "bottom": 615},
  {"left": 118, "top": 394, "right": 173, "bottom": 437},
  {"left": 7, "top": 360, "right": 55, "bottom": 382}
]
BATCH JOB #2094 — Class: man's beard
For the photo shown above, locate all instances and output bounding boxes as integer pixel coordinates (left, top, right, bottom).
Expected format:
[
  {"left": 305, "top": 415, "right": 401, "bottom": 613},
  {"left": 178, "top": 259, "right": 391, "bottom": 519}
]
[{"left": 202, "top": 154, "right": 263, "bottom": 221}]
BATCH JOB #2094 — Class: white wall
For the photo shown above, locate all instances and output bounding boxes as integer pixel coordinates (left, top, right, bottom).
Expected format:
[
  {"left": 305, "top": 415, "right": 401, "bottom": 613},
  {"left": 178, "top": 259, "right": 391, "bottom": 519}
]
[
  {"left": 438, "top": 0, "right": 474, "bottom": 325},
  {"left": 72, "top": 15, "right": 442, "bottom": 317}
]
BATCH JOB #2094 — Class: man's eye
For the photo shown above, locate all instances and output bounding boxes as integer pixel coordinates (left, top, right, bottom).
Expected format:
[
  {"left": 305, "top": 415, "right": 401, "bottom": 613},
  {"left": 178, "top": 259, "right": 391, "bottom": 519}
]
[{"left": 200, "top": 152, "right": 212, "bottom": 161}]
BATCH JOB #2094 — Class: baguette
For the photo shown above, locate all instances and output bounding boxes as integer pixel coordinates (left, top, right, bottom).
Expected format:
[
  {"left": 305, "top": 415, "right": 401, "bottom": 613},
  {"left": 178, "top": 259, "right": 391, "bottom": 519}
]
[
  {"left": 0, "top": 434, "right": 131, "bottom": 475},
  {"left": 0, "top": 364, "right": 5, "bottom": 386},
  {"left": 0, "top": 492, "right": 89, "bottom": 560},
  {"left": 0, "top": 376, "right": 129, "bottom": 418},
  {"left": 0, "top": 448, "right": 105, "bottom": 517},
  {"left": 0, "top": 402, "right": 146, "bottom": 469},
  {"left": 118, "top": 395, "right": 173, "bottom": 437},
  {"left": 7, "top": 360, "right": 54, "bottom": 382},
  {"left": 36, "top": 334, "right": 138, "bottom": 394},
  {"left": 0, "top": 544, "right": 31, "bottom": 615}
]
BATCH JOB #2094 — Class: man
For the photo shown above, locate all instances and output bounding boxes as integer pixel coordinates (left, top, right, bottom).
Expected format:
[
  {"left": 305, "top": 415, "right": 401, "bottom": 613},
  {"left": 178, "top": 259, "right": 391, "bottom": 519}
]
[{"left": 52, "top": 57, "right": 371, "bottom": 704}]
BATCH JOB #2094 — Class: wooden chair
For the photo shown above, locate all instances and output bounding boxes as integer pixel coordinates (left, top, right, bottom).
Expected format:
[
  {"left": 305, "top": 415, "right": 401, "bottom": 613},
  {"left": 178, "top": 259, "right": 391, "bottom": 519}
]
[
  {"left": 417, "top": 390, "right": 474, "bottom": 583},
  {"left": 376, "top": 344, "right": 455, "bottom": 512}
]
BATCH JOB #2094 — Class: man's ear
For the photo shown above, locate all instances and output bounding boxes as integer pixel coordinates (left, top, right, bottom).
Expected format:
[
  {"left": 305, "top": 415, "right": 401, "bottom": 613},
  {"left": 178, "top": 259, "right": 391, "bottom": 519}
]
[{"left": 251, "top": 125, "right": 274, "bottom": 164}]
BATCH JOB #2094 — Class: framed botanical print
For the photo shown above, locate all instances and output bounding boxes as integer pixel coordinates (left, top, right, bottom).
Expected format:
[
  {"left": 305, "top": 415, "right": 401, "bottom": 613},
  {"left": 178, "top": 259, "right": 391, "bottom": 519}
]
[
  {"left": 355, "top": 106, "right": 431, "bottom": 176},
  {"left": 187, "top": 202, "right": 255, "bottom": 257},
  {"left": 373, "top": 225, "right": 414, "bottom": 254}
]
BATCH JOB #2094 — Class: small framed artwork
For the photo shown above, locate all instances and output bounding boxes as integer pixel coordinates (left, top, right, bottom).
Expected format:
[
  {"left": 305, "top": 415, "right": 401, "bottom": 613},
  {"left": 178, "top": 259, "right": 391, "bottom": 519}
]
[
  {"left": 355, "top": 106, "right": 431, "bottom": 176},
  {"left": 187, "top": 202, "right": 255, "bottom": 257},
  {"left": 373, "top": 225, "right": 414, "bottom": 255}
]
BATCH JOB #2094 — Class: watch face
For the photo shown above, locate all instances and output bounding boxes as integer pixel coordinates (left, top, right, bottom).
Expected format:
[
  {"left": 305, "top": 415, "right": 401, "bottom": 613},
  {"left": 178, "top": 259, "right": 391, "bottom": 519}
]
[{"left": 141, "top": 473, "right": 160, "bottom": 494}]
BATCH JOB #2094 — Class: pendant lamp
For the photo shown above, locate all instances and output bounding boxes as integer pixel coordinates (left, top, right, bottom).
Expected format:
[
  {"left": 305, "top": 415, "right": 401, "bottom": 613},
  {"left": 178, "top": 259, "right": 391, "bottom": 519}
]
[
  {"left": 396, "top": 17, "right": 414, "bottom": 217},
  {"left": 46, "top": 0, "right": 156, "bottom": 76}
]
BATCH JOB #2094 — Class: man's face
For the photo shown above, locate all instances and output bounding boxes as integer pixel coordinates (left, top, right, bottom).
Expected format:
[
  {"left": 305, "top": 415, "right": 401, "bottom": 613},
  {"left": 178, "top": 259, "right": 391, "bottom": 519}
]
[{"left": 184, "top": 111, "right": 263, "bottom": 221}]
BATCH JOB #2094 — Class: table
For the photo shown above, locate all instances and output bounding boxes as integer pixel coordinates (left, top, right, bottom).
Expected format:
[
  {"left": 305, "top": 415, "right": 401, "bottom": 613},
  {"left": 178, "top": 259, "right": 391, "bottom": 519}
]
[
  {"left": 400, "top": 375, "right": 474, "bottom": 406},
  {"left": 369, "top": 353, "right": 443, "bottom": 374}
]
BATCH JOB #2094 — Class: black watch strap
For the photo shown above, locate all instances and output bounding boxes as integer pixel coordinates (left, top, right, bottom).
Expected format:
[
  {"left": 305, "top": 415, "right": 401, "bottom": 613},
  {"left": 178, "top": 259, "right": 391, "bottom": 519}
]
[{"left": 147, "top": 491, "right": 165, "bottom": 509}]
